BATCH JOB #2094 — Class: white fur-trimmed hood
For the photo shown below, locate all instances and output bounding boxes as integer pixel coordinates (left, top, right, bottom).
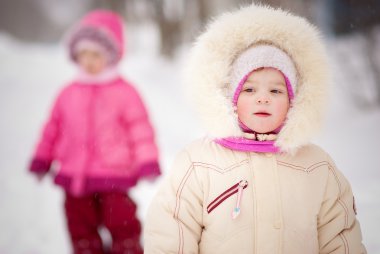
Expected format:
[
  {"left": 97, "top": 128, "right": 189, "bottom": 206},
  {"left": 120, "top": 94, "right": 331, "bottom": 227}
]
[{"left": 185, "top": 4, "right": 331, "bottom": 153}]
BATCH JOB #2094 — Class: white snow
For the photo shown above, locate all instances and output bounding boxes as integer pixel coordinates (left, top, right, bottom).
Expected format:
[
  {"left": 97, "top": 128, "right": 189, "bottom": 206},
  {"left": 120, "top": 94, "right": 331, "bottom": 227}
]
[{"left": 0, "top": 23, "right": 379, "bottom": 253}]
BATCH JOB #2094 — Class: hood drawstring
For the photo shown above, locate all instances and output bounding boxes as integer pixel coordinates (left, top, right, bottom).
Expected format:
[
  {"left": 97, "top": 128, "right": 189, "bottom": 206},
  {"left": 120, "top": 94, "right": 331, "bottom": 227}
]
[{"left": 242, "top": 132, "right": 277, "bottom": 141}]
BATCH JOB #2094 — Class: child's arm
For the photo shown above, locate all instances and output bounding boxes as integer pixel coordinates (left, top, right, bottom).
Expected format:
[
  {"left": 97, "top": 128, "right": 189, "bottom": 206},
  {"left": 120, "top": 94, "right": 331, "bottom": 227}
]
[
  {"left": 123, "top": 84, "right": 160, "bottom": 178},
  {"left": 144, "top": 150, "right": 203, "bottom": 253},
  {"left": 318, "top": 157, "right": 366, "bottom": 253},
  {"left": 29, "top": 96, "right": 61, "bottom": 176}
]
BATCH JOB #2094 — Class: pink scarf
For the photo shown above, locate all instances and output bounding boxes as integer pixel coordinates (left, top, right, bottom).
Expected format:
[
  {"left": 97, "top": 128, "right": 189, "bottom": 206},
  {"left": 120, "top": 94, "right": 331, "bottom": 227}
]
[{"left": 215, "top": 138, "right": 279, "bottom": 153}]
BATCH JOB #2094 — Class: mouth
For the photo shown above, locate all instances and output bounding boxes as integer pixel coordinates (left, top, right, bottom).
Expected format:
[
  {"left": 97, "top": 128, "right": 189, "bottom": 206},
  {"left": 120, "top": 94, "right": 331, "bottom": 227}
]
[{"left": 254, "top": 112, "right": 271, "bottom": 117}]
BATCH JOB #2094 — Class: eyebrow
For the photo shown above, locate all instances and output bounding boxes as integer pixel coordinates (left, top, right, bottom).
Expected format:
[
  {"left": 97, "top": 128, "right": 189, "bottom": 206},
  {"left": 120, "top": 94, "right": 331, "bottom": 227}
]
[
  {"left": 244, "top": 80, "right": 286, "bottom": 87},
  {"left": 271, "top": 82, "right": 286, "bottom": 87}
]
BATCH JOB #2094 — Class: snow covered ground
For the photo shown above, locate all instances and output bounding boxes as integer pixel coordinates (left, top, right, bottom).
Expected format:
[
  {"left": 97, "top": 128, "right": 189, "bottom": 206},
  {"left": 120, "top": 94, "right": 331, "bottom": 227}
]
[{"left": 0, "top": 23, "right": 379, "bottom": 253}]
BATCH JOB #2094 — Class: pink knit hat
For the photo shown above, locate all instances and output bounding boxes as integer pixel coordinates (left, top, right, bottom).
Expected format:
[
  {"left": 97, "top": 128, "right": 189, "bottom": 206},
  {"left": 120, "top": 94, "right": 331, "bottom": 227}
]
[
  {"left": 67, "top": 10, "right": 125, "bottom": 65},
  {"left": 230, "top": 44, "right": 298, "bottom": 105}
]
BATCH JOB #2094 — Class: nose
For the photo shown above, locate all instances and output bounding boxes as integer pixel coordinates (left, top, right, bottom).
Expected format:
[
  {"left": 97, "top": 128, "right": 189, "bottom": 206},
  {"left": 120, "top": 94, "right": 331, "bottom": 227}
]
[{"left": 257, "top": 97, "right": 270, "bottom": 104}]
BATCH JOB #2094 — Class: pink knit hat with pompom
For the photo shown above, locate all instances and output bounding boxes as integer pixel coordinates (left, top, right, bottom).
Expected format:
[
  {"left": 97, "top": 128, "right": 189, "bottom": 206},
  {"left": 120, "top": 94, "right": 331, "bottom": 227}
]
[{"left": 67, "top": 10, "right": 125, "bottom": 65}]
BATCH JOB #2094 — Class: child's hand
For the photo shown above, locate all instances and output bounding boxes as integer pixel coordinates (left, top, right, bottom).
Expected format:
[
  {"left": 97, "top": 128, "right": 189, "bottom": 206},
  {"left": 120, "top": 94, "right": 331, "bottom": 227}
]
[
  {"left": 34, "top": 172, "right": 46, "bottom": 182},
  {"left": 29, "top": 158, "right": 51, "bottom": 174},
  {"left": 144, "top": 173, "right": 159, "bottom": 183},
  {"left": 139, "top": 161, "right": 161, "bottom": 182},
  {"left": 29, "top": 158, "right": 51, "bottom": 182}
]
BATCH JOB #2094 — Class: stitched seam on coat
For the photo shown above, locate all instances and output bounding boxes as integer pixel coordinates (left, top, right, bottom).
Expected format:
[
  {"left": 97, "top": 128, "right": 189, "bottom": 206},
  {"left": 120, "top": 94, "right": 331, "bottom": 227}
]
[
  {"left": 172, "top": 157, "right": 248, "bottom": 252},
  {"left": 307, "top": 161, "right": 329, "bottom": 173},
  {"left": 193, "top": 159, "right": 249, "bottom": 174},
  {"left": 339, "top": 232, "right": 349, "bottom": 254},
  {"left": 174, "top": 163, "right": 194, "bottom": 254},
  {"left": 277, "top": 161, "right": 306, "bottom": 171},
  {"left": 277, "top": 160, "right": 330, "bottom": 174},
  {"left": 279, "top": 160, "right": 350, "bottom": 231},
  {"left": 327, "top": 164, "right": 349, "bottom": 228}
]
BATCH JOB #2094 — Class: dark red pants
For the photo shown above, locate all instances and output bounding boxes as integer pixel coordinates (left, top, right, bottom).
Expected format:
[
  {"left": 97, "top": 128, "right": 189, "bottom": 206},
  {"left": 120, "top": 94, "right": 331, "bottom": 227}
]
[{"left": 64, "top": 192, "right": 143, "bottom": 254}]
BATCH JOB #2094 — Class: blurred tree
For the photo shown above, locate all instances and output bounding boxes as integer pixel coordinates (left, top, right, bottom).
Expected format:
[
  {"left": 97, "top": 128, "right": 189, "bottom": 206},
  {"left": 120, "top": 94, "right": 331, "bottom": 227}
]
[
  {"left": 331, "top": 0, "right": 380, "bottom": 35},
  {"left": 262, "top": 0, "right": 318, "bottom": 24},
  {"left": 89, "top": 0, "right": 127, "bottom": 18},
  {"left": 0, "top": 0, "right": 63, "bottom": 42},
  {"left": 152, "top": 0, "right": 183, "bottom": 57},
  {"left": 0, "top": 0, "right": 88, "bottom": 42},
  {"left": 330, "top": 0, "right": 380, "bottom": 107},
  {"left": 151, "top": 0, "right": 250, "bottom": 57}
]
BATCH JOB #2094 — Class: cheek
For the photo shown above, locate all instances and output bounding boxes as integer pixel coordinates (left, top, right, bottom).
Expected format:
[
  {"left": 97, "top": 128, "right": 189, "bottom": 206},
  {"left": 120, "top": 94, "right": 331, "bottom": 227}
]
[
  {"left": 274, "top": 99, "right": 290, "bottom": 120},
  {"left": 95, "top": 57, "right": 108, "bottom": 69},
  {"left": 77, "top": 55, "right": 87, "bottom": 66},
  {"left": 79, "top": 60, "right": 92, "bottom": 72},
  {"left": 236, "top": 97, "right": 251, "bottom": 118}
]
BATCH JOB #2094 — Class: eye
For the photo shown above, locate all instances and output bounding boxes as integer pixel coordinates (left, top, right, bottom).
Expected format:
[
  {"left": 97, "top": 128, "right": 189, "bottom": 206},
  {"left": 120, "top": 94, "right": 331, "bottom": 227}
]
[
  {"left": 270, "top": 89, "right": 283, "bottom": 94},
  {"left": 243, "top": 88, "right": 255, "bottom": 93}
]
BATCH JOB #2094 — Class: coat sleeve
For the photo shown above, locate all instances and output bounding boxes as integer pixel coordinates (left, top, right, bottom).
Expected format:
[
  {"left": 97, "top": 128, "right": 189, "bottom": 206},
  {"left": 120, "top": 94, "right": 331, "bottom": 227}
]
[
  {"left": 318, "top": 156, "right": 366, "bottom": 253},
  {"left": 144, "top": 150, "right": 203, "bottom": 254},
  {"left": 30, "top": 95, "right": 62, "bottom": 174},
  {"left": 122, "top": 84, "right": 160, "bottom": 178}
]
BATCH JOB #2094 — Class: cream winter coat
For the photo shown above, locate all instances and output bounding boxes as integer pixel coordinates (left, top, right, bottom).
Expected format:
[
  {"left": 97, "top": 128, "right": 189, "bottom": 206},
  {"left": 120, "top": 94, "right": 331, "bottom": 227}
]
[
  {"left": 145, "top": 140, "right": 364, "bottom": 253},
  {"left": 144, "top": 4, "right": 366, "bottom": 254}
]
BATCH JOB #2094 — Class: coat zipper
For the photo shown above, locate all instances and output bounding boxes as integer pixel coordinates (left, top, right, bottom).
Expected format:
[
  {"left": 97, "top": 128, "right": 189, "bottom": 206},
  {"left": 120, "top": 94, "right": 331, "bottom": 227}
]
[
  {"left": 248, "top": 153, "right": 257, "bottom": 254},
  {"left": 72, "top": 86, "right": 96, "bottom": 195},
  {"left": 207, "top": 180, "right": 248, "bottom": 215},
  {"left": 232, "top": 180, "right": 248, "bottom": 219}
]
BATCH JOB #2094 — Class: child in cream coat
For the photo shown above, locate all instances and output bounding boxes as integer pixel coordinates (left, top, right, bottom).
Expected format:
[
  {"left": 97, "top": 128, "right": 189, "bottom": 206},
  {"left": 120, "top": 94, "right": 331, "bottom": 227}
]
[{"left": 144, "top": 4, "right": 366, "bottom": 254}]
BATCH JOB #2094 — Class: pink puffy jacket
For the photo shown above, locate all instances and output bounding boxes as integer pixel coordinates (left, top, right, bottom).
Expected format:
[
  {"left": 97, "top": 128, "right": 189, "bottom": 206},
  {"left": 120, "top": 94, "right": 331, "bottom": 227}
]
[
  {"left": 30, "top": 10, "right": 160, "bottom": 196},
  {"left": 30, "top": 77, "right": 160, "bottom": 195}
]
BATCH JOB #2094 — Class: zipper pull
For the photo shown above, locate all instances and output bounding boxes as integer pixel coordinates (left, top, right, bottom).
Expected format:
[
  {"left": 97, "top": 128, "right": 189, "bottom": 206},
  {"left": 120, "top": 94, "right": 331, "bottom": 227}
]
[{"left": 232, "top": 180, "right": 248, "bottom": 219}]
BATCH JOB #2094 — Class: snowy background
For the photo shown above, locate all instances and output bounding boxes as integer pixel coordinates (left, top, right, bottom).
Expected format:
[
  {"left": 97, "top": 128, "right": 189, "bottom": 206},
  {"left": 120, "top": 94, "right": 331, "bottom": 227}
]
[{"left": 1, "top": 15, "right": 380, "bottom": 254}]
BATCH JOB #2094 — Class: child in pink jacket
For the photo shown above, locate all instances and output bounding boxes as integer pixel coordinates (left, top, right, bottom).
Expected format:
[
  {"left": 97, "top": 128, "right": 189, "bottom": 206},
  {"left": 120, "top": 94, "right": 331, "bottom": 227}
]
[{"left": 29, "top": 10, "right": 160, "bottom": 254}]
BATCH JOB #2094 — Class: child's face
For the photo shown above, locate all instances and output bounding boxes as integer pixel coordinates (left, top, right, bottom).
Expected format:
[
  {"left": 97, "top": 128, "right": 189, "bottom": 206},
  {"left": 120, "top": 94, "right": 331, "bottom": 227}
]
[
  {"left": 237, "top": 68, "right": 290, "bottom": 134},
  {"left": 77, "top": 49, "right": 107, "bottom": 75}
]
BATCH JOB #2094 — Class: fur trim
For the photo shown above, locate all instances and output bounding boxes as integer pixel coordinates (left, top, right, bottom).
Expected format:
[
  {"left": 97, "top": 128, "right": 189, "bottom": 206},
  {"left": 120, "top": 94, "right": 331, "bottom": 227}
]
[
  {"left": 75, "top": 67, "right": 119, "bottom": 84},
  {"left": 185, "top": 4, "right": 331, "bottom": 153}
]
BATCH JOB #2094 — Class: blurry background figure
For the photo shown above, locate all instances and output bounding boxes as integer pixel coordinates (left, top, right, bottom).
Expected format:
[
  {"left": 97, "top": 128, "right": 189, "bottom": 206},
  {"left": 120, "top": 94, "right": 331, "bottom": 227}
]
[
  {"left": 28, "top": 10, "right": 160, "bottom": 254},
  {"left": 0, "top": 0, "right": 379, "bottom": 253}
]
